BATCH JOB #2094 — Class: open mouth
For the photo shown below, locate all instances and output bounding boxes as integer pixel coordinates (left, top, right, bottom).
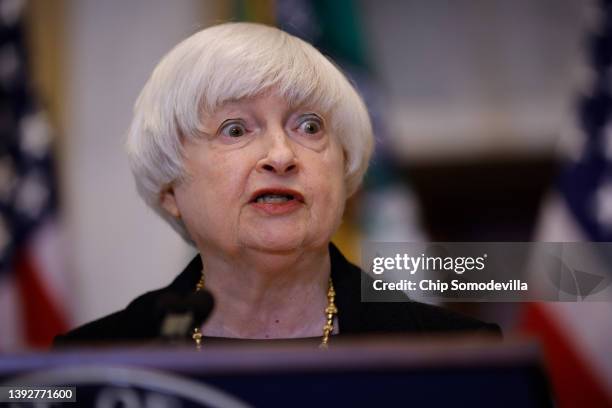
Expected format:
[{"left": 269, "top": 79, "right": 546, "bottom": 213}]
[{"left": 249, "top": 189, "right": 305, "bottom": 204}]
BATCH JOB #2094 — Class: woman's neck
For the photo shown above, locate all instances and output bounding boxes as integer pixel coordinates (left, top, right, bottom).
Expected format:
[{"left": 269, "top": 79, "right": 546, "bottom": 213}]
[{"left": 197, "top": 246, "right": 331, "bottom": 339}]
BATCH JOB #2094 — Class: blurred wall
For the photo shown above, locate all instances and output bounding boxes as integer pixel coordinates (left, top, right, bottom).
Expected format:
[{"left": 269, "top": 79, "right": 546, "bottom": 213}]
[{"left": 361, "top": 0, "right": 590, "bottom": 162}]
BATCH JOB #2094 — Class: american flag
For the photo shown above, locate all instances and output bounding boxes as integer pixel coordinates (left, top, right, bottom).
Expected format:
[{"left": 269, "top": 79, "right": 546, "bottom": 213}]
[
  {"left": 0, "top": 0, "right": 68, "bottom": 349},
  {"left": 523, "top": 0, "right": 612, "bottom": 406},
  {"left": 559, "top": 0, "right": 612, "bottom": 243}
]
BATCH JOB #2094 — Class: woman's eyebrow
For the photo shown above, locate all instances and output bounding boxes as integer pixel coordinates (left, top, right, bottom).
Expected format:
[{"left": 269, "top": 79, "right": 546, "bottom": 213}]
[{"left": 203, "top": 107, "right": 247, "bottom": 127}]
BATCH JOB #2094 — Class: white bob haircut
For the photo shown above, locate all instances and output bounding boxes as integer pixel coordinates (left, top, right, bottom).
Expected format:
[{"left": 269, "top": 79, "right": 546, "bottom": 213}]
[{"left": 126, "top": 22, "right": 374, "bottom": 244}]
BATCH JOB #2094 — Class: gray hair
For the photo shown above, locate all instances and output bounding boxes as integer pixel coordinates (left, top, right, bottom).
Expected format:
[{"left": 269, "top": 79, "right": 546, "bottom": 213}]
[{"left": 126, "top": 22, "right": 374, "bottom": 244}]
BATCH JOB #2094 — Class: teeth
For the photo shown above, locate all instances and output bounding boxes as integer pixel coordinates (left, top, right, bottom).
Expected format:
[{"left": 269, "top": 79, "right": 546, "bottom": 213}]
[{"left": 256, "top": 194, "right": 292, "bottom": 203}]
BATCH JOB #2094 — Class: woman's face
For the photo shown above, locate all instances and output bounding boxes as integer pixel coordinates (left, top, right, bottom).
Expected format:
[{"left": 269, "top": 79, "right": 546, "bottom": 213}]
[{"left": 162, "top": 92, "right": 347, "bottom": 256}]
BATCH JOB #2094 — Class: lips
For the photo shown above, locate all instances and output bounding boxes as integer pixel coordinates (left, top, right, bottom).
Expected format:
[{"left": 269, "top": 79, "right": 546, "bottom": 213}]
[{"left": 248, "top": 188, "right": 305, "bottom": 216}]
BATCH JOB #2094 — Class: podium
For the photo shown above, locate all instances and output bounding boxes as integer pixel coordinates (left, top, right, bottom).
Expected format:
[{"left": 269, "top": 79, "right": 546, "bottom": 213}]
[{"left": 0, "top": 336, "right": 553, "bottom": 407}]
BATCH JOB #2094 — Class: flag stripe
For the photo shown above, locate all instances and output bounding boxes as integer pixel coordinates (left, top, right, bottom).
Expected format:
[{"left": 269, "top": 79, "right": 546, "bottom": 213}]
[
  {"left": 0, "top": 276, "right": 23, "bottom": 350},
  {"left": 520, "top": 303, "right": 612, "bottom": 407},
  {"left": 15, "top": 245, "right": 67, "bottom": 348}
]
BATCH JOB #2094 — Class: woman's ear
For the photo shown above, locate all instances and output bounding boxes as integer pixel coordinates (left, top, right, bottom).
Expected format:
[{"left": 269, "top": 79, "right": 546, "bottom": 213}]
[{"left": 159, "top": 186, "right": 181, "bottom": 218}]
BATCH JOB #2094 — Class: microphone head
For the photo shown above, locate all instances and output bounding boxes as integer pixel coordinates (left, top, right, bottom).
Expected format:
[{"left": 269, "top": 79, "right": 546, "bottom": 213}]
[
  {"left": 155, "top": 290, "right": 215, "bottom": 341},
  {"left": 156, "top": 293, "right": 186, "bottom": 314}
]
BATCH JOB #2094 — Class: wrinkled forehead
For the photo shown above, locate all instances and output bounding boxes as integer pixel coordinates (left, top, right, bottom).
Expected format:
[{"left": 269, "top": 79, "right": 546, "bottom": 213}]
[{"left": 201, "top": 83, "right": 335, "bottom": 119}]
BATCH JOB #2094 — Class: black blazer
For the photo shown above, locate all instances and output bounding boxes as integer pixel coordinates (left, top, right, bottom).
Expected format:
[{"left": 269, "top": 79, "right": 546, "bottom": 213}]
[{"left": 54, "top": 244, "right": 500, "bottom": 346}]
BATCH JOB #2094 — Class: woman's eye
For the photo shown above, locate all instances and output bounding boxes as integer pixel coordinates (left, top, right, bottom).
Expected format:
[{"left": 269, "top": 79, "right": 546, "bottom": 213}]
[
  {"left": 221, "top": 123, "right": 247, "bottom": 138},
  {"left": 299, "top": 119, "right": 321, "bottom": 134}
]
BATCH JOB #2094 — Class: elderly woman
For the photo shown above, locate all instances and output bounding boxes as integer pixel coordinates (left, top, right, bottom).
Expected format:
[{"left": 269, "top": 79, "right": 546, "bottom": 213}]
[{"left": 55, "top": 23, "right": 499, "bottom": 348}]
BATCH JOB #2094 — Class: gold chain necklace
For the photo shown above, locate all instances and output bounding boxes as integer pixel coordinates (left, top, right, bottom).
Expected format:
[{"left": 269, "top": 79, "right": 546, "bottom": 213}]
[{"left": 192, "top": 274, "right": 337, "bottom": 349}]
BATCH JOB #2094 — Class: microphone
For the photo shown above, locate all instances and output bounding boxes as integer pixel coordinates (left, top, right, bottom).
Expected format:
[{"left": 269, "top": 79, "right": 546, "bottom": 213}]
[{"left": 156, "top": 290, "right": 215, "bottom": 343}]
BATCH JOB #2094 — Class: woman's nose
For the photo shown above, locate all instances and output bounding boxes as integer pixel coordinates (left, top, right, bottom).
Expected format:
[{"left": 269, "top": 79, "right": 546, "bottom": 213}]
[{"left": 256, "top": 130, "right": 299, "bottom": 175}]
